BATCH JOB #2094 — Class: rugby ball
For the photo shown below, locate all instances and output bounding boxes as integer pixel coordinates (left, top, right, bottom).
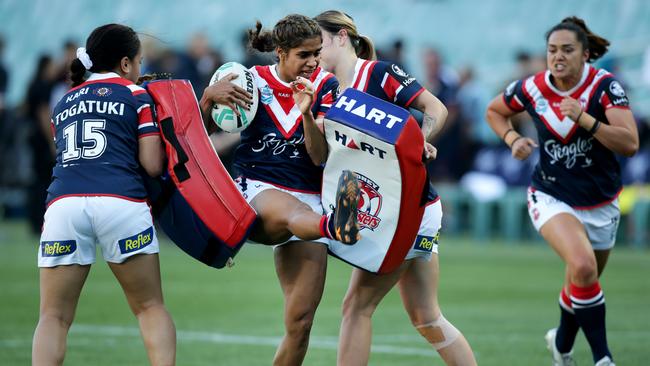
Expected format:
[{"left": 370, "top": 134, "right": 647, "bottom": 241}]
[{"left": 209, "top": 62, "right": 258, "bottom": 133}]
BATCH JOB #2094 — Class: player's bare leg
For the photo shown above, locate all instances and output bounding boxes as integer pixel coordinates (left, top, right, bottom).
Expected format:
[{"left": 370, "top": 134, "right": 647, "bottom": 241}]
[
  {"left": 249, "top": 189, "right": 326, "bottom": 244},
  {"left": 248, "top": 170, "right": 360, "bottom": 246},
  {"left": 109, "top": 254, "right": 176, "bottom": 366},
  {"left": 273, "top": 241, "right": 328, "bottom": 366},
  {"left": 32, "top": 264, "right": 90, "bottom": 366},
  {"left": 398, "top": 257, "right": 477, "bottom": 366},
  {"left": 540, "top": 213, "right": 613, "bottom": 364},
  {"left": 337, "top": 262, "right": 408, "bottom": 366}
]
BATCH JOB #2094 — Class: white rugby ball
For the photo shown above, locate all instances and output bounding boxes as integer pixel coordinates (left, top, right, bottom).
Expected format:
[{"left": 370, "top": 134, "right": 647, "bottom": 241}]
[{"left": 209, "top": 62, "right": 258, "bottom": 133}]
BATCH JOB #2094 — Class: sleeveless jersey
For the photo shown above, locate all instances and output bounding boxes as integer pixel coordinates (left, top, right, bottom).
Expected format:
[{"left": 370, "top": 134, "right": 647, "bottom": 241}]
[
  {"left": 47, "top": 72, "right": 159, "bottom": 205},
  {"left": 502, "top": 65, "right": 630, "bottom": 208},
  {"left": 349, "top": 58, "right": 438, "bottom": 202},
  {"left": 233, "top": 65, "right": 338, "bottom": 193}
]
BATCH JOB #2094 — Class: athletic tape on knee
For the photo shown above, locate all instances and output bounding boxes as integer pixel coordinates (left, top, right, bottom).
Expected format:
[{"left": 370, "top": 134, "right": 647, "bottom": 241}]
[{"left": 415, "top": 314, "right": 461, "bottom": 350}]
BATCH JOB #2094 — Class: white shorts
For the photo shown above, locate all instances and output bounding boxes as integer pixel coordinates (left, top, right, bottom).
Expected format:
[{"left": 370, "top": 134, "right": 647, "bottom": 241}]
[
  {"left": 234, "top": 177, "right": 328, "bottom": 246},
  {"left": 38, "top": 196, "right": 159, "bottom": 267},
  {"left": 527, "top": 188, "right": 620, "bottom": 250},
  {"left": 405, "top": 200, "right": 442, "bottom": 261}
]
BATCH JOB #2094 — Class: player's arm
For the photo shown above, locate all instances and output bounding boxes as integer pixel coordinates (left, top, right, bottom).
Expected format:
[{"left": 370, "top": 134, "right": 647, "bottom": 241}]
[
  {"left": 136, "top": 96, "right": 165, "bottom": 177},
  {"left": 486, "top": 94, "right": 537, "bottom": 160},
  {"left": 558, "top": 79, "right": 639, "bottom": 157},
  {"left": 292, "top": 76, "right": 328, "bottom": 165},
  {"left": 597, "top": 107, "right": 639, "bottom": 156},
  {"left": 139, "top": 135, "right": 164, "bottom": 177},
  {"left": 410, "top": 90, "right": 447, "bottom": 142}
]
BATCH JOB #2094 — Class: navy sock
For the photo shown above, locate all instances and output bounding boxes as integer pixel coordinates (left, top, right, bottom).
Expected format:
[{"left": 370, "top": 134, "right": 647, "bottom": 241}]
[
  {"left": 556, "top": 289, "right": 579, "bottom": 353},
  {"left": 570, "top": 282, "right": 612, "bottom": 363}
]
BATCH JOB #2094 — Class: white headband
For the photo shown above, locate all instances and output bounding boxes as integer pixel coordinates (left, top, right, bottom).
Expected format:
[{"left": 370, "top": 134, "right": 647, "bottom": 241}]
[{"left": 76, "top": 47, "right": 93, "bottom": 70}]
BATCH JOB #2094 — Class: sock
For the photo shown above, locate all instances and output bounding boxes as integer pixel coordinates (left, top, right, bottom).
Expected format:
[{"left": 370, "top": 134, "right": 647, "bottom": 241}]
[
  {"left": 319, "top": 213, "right": 335, "bottom": 239},
  {"left": 570, "top": 282, "right": 612, "bottom": 363},
  {"left": 555, "top": 288, "right": 580, "bottom": 353}
]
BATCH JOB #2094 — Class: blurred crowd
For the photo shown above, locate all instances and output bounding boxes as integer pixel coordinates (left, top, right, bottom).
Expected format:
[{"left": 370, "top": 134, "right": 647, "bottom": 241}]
[{"left": 0, "top": 31, "right": 648, "bottom": 234}]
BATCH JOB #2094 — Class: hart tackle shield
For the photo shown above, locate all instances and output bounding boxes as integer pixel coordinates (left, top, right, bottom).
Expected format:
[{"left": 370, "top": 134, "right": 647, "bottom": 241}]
[{"left": 322, "top": 88, "right": 427, "bottom": 274}]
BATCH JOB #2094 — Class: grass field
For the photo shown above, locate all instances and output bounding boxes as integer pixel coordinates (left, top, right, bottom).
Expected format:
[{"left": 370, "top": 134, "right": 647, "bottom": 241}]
[{"left": 1, "top": 220, "right": 649, "bottom": 365}]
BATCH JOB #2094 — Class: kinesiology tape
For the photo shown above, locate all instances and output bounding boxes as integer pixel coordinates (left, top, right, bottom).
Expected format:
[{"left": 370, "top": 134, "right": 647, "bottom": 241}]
[{"left": 415, "top": 314, "right": 461, "bottom": 350}]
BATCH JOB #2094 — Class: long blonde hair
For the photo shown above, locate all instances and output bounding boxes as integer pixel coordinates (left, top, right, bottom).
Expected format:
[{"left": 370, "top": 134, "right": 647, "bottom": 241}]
[{"left": 314, "top": 10, "right": 376, "bottom": 60}]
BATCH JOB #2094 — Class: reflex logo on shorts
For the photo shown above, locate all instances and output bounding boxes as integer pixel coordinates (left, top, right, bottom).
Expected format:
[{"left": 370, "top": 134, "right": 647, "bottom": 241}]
[
  {"left": 119, "top": 227, "right": 154, "bottom": 254},
  {"left": 356, "top": 173, "right": 382, "bottom": 230},
  {"left": 413, "top": 232, "right": 439, "bottom": 252},
  {"left": 41, "top": 240, "right": 77, "bottom": 257}
]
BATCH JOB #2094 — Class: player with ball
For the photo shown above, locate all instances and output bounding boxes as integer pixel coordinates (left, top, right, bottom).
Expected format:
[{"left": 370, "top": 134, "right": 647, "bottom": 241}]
[{"left": 200, "top": 14, "right": 360, "bottom": 365}]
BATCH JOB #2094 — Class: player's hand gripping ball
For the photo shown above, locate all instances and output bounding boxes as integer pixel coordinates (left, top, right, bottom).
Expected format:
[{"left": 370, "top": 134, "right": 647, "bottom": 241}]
[{"left": 209, "top": 62, "right": 258, "bottom": 133}]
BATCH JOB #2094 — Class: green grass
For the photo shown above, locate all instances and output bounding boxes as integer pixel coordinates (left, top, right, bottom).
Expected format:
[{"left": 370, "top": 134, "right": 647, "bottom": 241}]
[{"left": 1, "top": 220, "right": 649, "bottom": 365}]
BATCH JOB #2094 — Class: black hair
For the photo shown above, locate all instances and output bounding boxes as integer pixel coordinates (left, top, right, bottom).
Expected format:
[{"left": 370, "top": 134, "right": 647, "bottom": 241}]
[
  {"left": 248, "top": 14, "right": 321, "bottom": 53},
  {"left": 545, "top": 16, "right": 610, "bottom": 63},
  {"left": 70, "top": 23, "right": 140, "bottom": 87}
]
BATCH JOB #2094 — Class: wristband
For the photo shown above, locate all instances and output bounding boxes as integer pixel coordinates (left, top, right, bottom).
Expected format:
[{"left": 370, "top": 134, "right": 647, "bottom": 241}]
[
  {"left": 509, "top": 136, "right": 522, "bottom": 148},
  {"left": 502, "top": 128, "right": 515, "bottom": 140},
  {"left": 589, "top": 120, "right": 601, "bottom": 134}
]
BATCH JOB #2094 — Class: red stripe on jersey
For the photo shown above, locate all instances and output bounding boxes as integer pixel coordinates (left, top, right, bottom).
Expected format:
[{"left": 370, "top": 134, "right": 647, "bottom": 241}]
[
  {"left": 382, "top": 74, "right": 401, "bottom": 102},
  {"left": 522, "top": 78, "right": 580, "bottom": 144},
  {"left": 599, "top": 90, "right": 630, "bottom": 110},
  {"left": 68, "top": 77, "right": 132, "bottom": 93},
  {"left": 138, "top": 107, "right": 154, "bottom": 125},
  {"left": 352, "top": 60, "right": 371, "bottom": 90},
  {"left": 501, "top": 91, "right": 526, "bottom": 113},
  {"left": 47, "top": 193, "right": 147, "bottom": 208},
  {"left": 425, "top": 196, "right": 441, "bottom": 206},
  {"left": 138, "top": 132, "right": 160, "bottom": 139},
  {"left": 360, "top": 61, "right": 377, "bottom": 92},
  {"left": 573, "top": 187, "right": 622, "bottom": 210},
  {"left": 537, "top": 66, "right": 598, "bottom": 100},
  {"left": 404, "top": 87, "right": 424, "bottom": 108},
  {"left": 132, "top": 89, "right": 147, "bottom": 96}
]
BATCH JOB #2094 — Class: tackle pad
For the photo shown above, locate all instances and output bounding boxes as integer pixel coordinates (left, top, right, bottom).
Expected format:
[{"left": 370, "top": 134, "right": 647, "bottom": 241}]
[
  {"left": 145, "top": 80, "right": 256, "bottom": 268},
  {"left": 322, "top": 88, "right": 427, "bottom": 274}
]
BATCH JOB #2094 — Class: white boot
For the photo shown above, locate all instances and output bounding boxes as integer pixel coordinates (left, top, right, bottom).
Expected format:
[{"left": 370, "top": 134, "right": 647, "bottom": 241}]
[
  {"left": 545, "top": 328, "right": 576, "bottom": 366},
  {"left": 594, "top": 356, "right": 615, "bottom": 366}
]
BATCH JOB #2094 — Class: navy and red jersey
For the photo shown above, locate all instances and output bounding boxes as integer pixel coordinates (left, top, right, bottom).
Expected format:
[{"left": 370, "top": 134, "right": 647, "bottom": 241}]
[
  {"left": 349, "top": 58, "right": 438, "bottom": 202},
  {"left": 233, "top": 65, "right": 338, "bottom": 193},
  {"left": 503, "top": 65, "right": 630, "bottom": 208},
  {"left": 47, "top": 72, "right": 160, "bottom": 205}
]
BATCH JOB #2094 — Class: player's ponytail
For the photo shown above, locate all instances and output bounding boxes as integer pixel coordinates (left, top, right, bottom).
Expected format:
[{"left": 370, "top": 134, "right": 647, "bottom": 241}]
[
  {"left": 545, "top": 16, "right": 610, "bottom": 63},
  {"left": 315, "top": 10, "right": 376, "bottom": 60},
  {"left": 70, "top": 58, "right": 87, "bottom": 87},
  {"left": 356, "top": 35, "right": 377, "bottom": 61},
  {"left": 70, "top": 23, "right": 141, "bottom": 87},
  {"left": 248, "top": 21, "right": 274, "bottom": 53},
  {"left": 250, "top": 15, "right": 321, "bottom": 54}
]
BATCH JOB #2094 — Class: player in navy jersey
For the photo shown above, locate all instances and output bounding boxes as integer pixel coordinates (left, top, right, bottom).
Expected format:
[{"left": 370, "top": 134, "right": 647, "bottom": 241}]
[
  {"left": 32, "top": 24, "right": 176, "bottom": 366},
  {"left": 200, "top": 14, "right": 360, "bottom": 365},
  {"left": 486, "top": 17, "right": 639, "bottom": 366},
  {"left": 313, "top": 10, "right": 477, "bottom": 366}
]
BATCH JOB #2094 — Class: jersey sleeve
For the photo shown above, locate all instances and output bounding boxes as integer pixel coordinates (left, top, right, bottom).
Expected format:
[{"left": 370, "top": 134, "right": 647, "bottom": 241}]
[
  {"left": 378, "top": 61, "right": 424, "bottom": 108},
  {"left": 502, "top": 79, "right": 527, "bottom": 112},
  {"left": 315, "top": 76, "right": 339, "bottom": 118},
  {"left": 599, "top": 77, "right": 630, "bottom": 110},
  {"left": 132, "top": 88, "right": 160, "bottom": 138}
]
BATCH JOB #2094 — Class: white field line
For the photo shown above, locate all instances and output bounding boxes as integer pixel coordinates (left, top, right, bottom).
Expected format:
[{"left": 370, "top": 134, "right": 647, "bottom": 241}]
[{"left": 67, "top": 324, "right": 437, "bottom": 357}]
